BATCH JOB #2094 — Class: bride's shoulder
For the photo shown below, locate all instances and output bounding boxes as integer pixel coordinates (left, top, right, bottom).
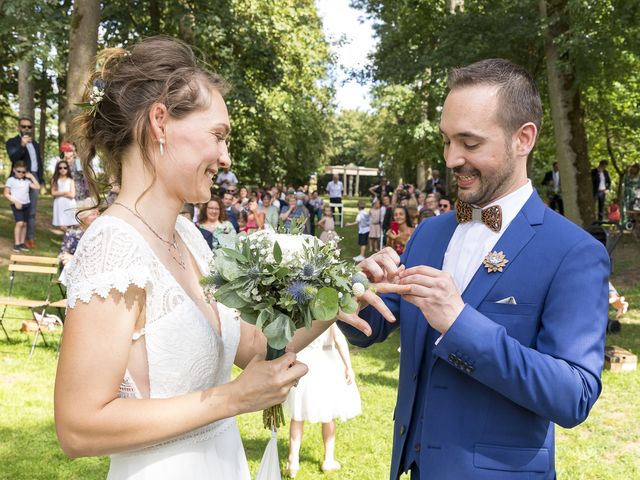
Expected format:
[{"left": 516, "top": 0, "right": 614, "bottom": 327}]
[{"left": 62, "top": 216, "right": 152, "bottom": 307}]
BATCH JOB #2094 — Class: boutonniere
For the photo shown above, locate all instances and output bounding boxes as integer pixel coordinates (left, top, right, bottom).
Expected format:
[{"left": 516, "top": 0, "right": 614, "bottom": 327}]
[{"left": 483, "top": 251, "right": 508, "bottom": 273}]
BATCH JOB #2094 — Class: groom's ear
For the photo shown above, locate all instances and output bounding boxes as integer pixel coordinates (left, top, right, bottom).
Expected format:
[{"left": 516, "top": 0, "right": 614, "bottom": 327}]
[{"left": 514, "top": 122, "right": 537, "bottom": 158}]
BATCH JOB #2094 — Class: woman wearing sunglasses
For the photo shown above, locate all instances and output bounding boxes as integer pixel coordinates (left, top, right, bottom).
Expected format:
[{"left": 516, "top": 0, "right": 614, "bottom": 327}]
[{"left": 51, "top": 160, "right": 78, "bottom": 232}]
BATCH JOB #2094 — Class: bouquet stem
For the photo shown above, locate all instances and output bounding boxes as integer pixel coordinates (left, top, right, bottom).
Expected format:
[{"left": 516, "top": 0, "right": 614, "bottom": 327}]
[{"left": 263, "top": 345, "right": 286, "bottom": 430}]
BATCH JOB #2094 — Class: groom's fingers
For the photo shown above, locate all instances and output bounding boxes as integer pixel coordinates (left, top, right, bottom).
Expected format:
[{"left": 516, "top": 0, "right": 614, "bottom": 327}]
[{"left": 372, "top": 282, "right": 412, "bottom": 295}]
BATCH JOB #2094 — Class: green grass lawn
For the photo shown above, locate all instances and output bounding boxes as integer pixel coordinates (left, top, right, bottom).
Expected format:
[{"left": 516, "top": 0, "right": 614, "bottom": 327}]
[{"left": 0, "top": 196, "right": 639, "bottom": 479}]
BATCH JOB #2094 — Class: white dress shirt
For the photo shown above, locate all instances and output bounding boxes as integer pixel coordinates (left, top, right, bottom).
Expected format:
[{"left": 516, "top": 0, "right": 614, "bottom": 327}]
[
  {"left": 442, "top": 180, "right": 533, "bottom": 294},
  {"left": 327, "top": 180, "right": 343, "bottom": 198}
]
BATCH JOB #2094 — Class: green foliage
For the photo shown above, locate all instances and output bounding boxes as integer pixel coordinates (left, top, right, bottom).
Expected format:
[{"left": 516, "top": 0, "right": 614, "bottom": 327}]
[{"left": 353, "top": 0, "right": 640, "bottom": 204}]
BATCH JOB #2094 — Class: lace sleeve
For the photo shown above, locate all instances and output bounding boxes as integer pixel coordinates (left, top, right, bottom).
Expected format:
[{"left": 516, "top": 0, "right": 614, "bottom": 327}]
[
  {"left": 175, "top": 215, "right": 213, "bottom": 276},
  {"left": 62, "top": 216, "right": 152, "bottom": 309}
]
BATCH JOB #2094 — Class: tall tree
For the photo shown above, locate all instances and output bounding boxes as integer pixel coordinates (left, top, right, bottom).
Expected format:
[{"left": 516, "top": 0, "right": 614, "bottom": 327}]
[
  {"left": 18, "top": 58, "right": 35, "bottom": 121},
  {"left": 63, "top": 0, "right": 100, "bottom": 140},
  {"left": 539, "top": 0, "right": 593, "bottom": 226}
]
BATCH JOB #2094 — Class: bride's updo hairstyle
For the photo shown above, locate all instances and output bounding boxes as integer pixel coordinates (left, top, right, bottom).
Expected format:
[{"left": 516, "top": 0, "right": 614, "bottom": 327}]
[{"left": 72, "top": 36, "right": 228, "bottom": 207}]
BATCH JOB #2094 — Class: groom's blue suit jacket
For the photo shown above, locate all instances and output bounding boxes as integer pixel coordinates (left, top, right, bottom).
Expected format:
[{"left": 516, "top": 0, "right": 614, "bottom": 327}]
[{"left": 340, "top": 191, "right": 609, "bottom": 480}]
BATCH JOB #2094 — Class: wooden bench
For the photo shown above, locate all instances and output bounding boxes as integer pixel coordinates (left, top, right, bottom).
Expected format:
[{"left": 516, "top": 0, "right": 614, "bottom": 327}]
[{"left": 0, "top": 254, "right": 65, "bottom": 357}]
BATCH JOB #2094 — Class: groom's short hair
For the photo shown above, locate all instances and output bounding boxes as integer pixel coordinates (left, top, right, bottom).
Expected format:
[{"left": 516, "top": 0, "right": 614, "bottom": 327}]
[{"left": 447, "top": 58, "right": 542, "bottom": 136}]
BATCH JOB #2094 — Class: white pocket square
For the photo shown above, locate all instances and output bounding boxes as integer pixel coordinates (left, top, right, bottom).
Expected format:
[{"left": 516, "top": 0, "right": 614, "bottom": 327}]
[{"left": 496, "top": 296, "right": 518, "bottom": 305}]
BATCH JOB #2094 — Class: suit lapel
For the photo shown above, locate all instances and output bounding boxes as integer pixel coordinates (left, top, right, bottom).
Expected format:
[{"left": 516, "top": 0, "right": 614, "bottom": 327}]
[{"left": 461, "top": 191, "right": 545, "bottom": 309}]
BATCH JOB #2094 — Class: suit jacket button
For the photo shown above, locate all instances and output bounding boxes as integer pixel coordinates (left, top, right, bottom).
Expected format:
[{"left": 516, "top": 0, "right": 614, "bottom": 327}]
[
  {"left": 413, "top": 374, "right": 417, "bottom": 381},
  {"left": 400, "top": 425, "right": 406, "bottom": 435},
  {"left": 414, "top": 443, "right": 421, "bottom": 453}
]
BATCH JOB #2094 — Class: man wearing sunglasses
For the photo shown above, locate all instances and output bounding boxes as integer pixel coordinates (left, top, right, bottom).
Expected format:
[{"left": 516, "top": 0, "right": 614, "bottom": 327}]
[{"left": 6, "top": 117, "right": 44, "bottom": 249}]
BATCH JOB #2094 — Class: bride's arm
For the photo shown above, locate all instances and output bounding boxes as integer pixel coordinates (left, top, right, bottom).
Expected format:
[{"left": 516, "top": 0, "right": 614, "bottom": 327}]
[{"left": 55, "top": 288, "right": 304, "bottom": 458}]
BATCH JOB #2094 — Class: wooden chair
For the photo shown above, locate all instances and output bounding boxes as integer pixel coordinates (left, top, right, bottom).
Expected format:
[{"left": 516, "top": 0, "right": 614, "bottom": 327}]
[{"left": 0, "top": 255, "right": 63, "bottom": 357}]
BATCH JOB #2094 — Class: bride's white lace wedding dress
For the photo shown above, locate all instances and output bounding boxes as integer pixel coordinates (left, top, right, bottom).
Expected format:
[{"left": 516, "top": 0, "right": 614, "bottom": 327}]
[{"left": 63, "top": 214, "right": 251, "bottom": 479}]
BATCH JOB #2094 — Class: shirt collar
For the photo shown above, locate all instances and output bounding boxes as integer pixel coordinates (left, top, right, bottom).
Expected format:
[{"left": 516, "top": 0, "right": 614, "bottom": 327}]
[{"left": 479, "top": 180, "right": 533, "bottom": 233}]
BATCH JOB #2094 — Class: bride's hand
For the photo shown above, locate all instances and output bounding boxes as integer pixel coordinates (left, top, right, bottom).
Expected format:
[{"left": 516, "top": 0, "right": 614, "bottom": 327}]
[
  {"left": 230, "top": 352, "right": 308, "bottom": 414},
  {"left": 336, "top": 281, "right": 411, "bottom": 335}
]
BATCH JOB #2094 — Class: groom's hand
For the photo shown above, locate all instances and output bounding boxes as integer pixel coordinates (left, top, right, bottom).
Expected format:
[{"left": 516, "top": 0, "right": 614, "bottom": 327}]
[
  {"left": 398, "top": 266, "right": 465, "bottom": 334},
  {"left": 358, "top": 247, "right": 404, "bottom": 283}
]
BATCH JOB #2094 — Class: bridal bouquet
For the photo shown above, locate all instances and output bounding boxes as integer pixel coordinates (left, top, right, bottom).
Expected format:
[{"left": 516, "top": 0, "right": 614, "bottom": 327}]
[{"left": 202, "top": 227, "right": 370, "bottom": 430}]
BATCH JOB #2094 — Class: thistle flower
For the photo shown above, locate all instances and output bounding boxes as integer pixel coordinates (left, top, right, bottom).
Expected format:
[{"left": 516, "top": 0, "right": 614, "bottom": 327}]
[
  {"left": 302, "top": 262, "right": 317, "bottom": 278},
  {"left": 287, "top": 281, "right": 313, "bottom": 304},
  {"left": 247, "top": 266, "right": 262, "bottom": 280}
]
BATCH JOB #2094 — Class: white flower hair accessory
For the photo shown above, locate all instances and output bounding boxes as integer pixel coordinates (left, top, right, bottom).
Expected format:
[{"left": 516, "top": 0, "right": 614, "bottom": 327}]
[{"left": 76, "top": 78, "right": 106, "bottom": 117}]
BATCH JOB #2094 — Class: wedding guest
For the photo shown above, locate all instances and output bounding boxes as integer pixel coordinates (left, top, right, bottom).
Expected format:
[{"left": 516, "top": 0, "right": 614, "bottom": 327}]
[
  {"left": 339, "top": 58, "right": 609, "bottom": 480},
  {"left": 222, "top": 190, "right": 239, "bottom": 232},
  {"left": 60, "top": 141, "right": 90, "bottom": 200},
  {"left": 59, "top": 199, "right": 100, "bottom": 267},
  {"left": 369, "top": 176, "right": 394, "bottom": 200},
  {"left": 368, "top": 198, "right": 382, "bottom": 253},
  {"left": 623, "top": 163, "right": 640, "bottom": 236},
  {"left": 3, "top": 160, "right": 41, "bottom": 252},
  {"left": 245, "top": 199, "right": 264, "bottom": 233},
  {"left": 326, "top": 174, "right": 344, "bottom": 222},
  {"left": 381, "top": 194, "right": 393, "bottom": 245},
  {"left": 238, "top": 185, "right": 249, "bottom": 209},
  {"left": 309, "top": 190, "right": 323, "bottom": 226},
  {"left": 424, "top": 193, "right": 440, "bottom": 216},
  {"left": 197, "top": 197, "right": 234, "bottom": 249},
  {"left": 317, "top": 205, "right": 337, "bottom": 243},
  {"left": 5, "top": 116, "right": 44, "bottom": 249},
  {"left": 280, "top": 192, "right": 309, "bottom": 233},
  {"left": 261, "top": 192, "right": 280, "bottom": 230},
  {"left": 438, "top": 196, "right": 452, "bottom": 214},
  {"left": 215, "top": 165, "right": 238, "bottom": 189},
  {"left": 419, "top": 208, "right": 436, "bottom": 224},
  {"left": 51, "top": 160, "right": 79, "bottom": 232},
  {"left": 346, "top": 200, "right": 370, "bottom": 262},
  {"left": 385, "top": 205, "right": 414, "bottom": 255},
  {"left": 425, "top": 169, "right": 445, "bottom": 195},
  {"left": 285, "top": 324, "right": 361, "bottom": 478},
  {"left": 542, "top": 161, "right": 563, "bottom": 215},
  {"left": 591, "top": 160, "right": 611, "bottom": 222}
]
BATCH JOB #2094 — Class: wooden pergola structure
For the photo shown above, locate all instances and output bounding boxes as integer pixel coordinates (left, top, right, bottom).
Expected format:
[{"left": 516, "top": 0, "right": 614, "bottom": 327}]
[{"left": 324, "top": 163, "right": 379, "bottom": 197}]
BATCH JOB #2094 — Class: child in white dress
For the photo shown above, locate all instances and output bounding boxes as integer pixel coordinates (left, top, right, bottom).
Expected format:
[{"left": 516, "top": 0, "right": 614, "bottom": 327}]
[
  {"left": 285, "top": 323, "right": 362, "bottom": 477},
  {"left": 51, "top": 160, "right": 78, "bottom": 231}
]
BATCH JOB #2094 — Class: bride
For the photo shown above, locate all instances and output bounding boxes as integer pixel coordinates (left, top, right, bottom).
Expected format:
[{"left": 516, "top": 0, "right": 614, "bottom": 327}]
[{"left": 54, "top": 37, "right": 400, "bottom": 479}]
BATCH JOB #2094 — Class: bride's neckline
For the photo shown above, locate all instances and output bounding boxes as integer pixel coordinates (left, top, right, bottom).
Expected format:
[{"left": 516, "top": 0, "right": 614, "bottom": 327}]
[{"left": 98, "top": 214, "right": 222, "bottom": 338}]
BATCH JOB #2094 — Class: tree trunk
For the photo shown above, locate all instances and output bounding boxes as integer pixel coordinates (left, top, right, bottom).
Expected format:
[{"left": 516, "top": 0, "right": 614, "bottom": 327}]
[
  {"left": 63, "top": 0, "right": 101, "bottom": 139},
  {"left": 539, "top": 0, "right": 593, "bottom": 226},
  {"left": 18, "top": 58, "right": 35, "bottom": 121},
  {"left": 38, "top": 67, "right": 49, "bottom": 161},
  {"left": 150, "top": 0, "right": 161, "bottom": 34},
  {"left": 417, "top": 161, "right": 426, "bottom": 191},
  {"left": 446, "top": 0, "right": 464, "bottom": 13}
]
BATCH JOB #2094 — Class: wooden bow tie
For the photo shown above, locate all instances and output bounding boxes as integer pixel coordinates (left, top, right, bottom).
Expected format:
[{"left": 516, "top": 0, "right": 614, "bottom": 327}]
[{"left": 455, "top": 201, "right": 502, "bottom": 232}]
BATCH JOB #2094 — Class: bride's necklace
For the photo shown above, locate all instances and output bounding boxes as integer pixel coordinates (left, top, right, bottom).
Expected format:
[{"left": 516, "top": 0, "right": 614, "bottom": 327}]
[{"left": 113, "top": 201, "right": 186, "bottom": 270}]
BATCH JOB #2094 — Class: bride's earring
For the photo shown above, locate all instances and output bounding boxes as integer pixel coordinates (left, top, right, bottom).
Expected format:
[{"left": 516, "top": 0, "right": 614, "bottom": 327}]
[{"left": 159, "top": 138, "right": 165, "bottom": 157}]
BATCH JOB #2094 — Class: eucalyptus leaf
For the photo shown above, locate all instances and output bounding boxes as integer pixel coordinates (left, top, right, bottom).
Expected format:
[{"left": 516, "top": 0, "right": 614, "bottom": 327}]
[
  {"left": 221, "top": 247, "right": 247, "bottom": 263},
  {"left": 310, "top": 287, "right": 339, "bottom": 321},
  {"left": 273, "top": 241, "right": 283, "bottom": 264},
  {"left": 213, "top": 284, "right": 248, "bottom": 309},
  {"left": 340, "top": 292, "right": 358, "bottom": 315}
]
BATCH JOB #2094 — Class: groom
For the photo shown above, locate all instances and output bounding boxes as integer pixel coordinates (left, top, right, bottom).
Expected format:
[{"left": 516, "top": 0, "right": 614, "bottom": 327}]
[{"left": 339, "top": 59, "right": 609, "bottom": 479}]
